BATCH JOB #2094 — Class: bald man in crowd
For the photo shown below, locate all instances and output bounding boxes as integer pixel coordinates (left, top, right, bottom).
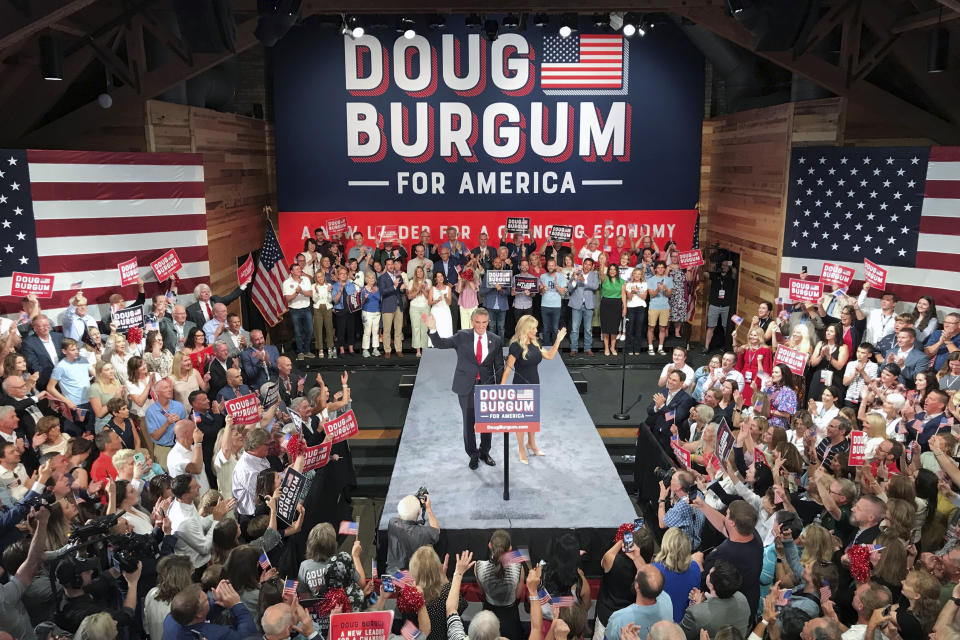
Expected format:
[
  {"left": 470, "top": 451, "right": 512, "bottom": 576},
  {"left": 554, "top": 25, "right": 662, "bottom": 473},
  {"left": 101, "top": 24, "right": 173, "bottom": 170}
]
[
  {"left": 165, "top": 419, "right": 209, "bottom": 494},
  {"left": 216, "top": 367, "right": 251, "bottom": 403}
]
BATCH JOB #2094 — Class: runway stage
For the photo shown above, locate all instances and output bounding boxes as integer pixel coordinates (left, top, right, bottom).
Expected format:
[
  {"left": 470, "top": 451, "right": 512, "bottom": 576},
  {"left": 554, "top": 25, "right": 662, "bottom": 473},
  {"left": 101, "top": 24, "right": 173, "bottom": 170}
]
[{"left": 376, "top": 348, "right": 637, "bottom": 574}]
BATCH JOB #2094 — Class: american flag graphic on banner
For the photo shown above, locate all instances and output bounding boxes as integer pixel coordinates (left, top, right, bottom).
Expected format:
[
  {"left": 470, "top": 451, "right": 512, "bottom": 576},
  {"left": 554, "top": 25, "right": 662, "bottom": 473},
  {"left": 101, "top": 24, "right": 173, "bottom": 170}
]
[
  {"left": 541, "top": 35, "right": 624, "bottom": 90},
  {"left": 250, "top": 221, "right": 290, "bottom": 326},
  {"left": 515, "top": 389, "right": 535, "bottom": 401},
  {"left": 0, "top": 149, "right": 209, "bottom": 317},
  {"left": 781, "top": 147, "right": 960, "bottom": 311}
]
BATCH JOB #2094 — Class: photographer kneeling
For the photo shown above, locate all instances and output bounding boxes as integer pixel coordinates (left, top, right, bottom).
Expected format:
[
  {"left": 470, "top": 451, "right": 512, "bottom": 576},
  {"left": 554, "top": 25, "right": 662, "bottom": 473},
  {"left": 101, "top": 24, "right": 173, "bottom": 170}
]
[
  {"left": 55, "top": 553, "right": 141, "bottom": 633},
  {"left": 656, "top": 470, "right": 705, "bottom": 551},
  {"left": 386, "top": 490, "right": 439, "bottom": 574}
]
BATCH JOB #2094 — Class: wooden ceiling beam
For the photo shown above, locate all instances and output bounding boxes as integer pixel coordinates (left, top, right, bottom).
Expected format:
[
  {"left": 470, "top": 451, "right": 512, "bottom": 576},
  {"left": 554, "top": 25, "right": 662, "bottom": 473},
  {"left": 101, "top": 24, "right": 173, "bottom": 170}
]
[
  {"left": 675, "top": 6, "right": 960, "bottom": 144},
  {"left": 795, "top": 0, "right": 857, "bottom": 57},
  {"left": 299, "top": 0, "right": 724, "bottom": 12},
  {"left": 0, "top": 0, "right": 99, "bottom": 53},
  {"left": 934, "top": 0, "right": 960, "bottom": 13},
  {"left": 892, "top": 6, "right": 960, "bottom": 33}
]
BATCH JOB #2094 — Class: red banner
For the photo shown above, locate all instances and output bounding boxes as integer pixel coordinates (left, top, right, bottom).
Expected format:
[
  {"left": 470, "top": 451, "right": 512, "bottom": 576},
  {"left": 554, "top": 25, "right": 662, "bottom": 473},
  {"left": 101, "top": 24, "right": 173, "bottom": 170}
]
[
  {"left": 819, "top": 263, "right": 855, "bottom": 289},
  {"left": 303, "top": 441, "right": 332, "bottom": 471},
  {"left": 671, "top": 441, "right": 690, "bottom": 468},
  {"left": 773, "top": 346, "right": 809, "bottom": 376},
  {"left": 10, "top": 272, "right": 55, "bottom": 298},
  {"left": 224, "top": 392, "right": 260, "bottom": 425},
  {"left": 323, "top": 410, "right": 359, "bottom": 443},
  {"left": 151, "top": 249, "right": 183, "bottom": 282},
  {"left": 118, "top": 258, "right": 140, "bottom": 286},
  {"left": 849, "top": 430, "right": 867, "bottom": 466},
  {"left": 237, "top": 254, "right": 255, "bottom": 287},
  {"left": 326, "top": 216, "right": 348, "bottom": 236},
  {"left": 329, "top": 612, "right": 394, "bottom": 640},
  {"left": 279, "top": 210, "right": 700, "bottom": 261},
  {"left": 788, "top": 278, "right": 823, "bottom": 303},
  {"left": 677, "top": 249, "right": 703, "bottom": 269},
  {"left": 863, "top": 259, "right": 887, "bottom": 289}
]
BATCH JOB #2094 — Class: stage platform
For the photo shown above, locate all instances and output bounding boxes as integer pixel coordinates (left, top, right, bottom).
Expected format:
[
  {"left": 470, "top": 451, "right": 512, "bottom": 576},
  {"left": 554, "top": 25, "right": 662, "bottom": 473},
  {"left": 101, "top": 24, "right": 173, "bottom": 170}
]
[{"left": 376, "top": 348, "right": 637, "bottom": 574}]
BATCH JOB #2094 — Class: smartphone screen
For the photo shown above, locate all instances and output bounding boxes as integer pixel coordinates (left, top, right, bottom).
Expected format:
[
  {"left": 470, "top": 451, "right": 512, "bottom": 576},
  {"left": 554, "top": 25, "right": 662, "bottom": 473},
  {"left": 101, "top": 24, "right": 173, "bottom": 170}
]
[
  {"left": 623, "top": 532, "right": 634, "bottom": 552},
  {"left": 633, "top": 518, "right": 644, "bottom": 531},
  {"left": 381, "top": 575, "right": 394, "bottom": 592},
  {"left": 133, "top": 452, "right": 145, "bottom": 465}
]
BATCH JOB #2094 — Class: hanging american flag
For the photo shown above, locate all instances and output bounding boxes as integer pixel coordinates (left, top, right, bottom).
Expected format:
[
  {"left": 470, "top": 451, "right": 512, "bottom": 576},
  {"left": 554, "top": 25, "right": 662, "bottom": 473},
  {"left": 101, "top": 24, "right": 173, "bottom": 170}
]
[
  {"left": 250, "top": 220, "right": 290, "bottom": 326},
  {"left": 0, "top": 149, "right": 210, "bottom": 317},
  {"left": 684, "top": 212, "right": 701, "bottom": 323},
  {"left": 541, "top": 34, "right": 625, "bottom": 91},
  {"left": 780, "top": 147, "right": 960, "bottom": 311}
]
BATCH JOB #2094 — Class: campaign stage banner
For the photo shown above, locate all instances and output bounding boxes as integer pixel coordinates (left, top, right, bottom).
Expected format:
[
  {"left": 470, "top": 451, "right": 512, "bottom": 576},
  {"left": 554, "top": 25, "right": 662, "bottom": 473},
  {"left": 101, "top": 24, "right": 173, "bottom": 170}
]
[{"left": 474, "top": 384, "right": 540, "bottom": 433}]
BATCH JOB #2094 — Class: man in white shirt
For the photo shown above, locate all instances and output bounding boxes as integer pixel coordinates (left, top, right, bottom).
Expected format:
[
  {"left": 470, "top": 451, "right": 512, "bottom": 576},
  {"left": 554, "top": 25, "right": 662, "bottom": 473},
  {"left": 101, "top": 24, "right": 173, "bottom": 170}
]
[
  {"left": 203, "top": 303, "right": 230, "bottom": 346},
  {"left": 61, "top": 291, "right": 99, "bottom": 342},
  {"left": 855, "top": 283, "right": 898, "bottom": 345},
  {"left": 232, "top": 428, "right": 271, "bottom": 519},
  {"left": 657, "top": 346, "right": 696, "bottom": 392},
  {"left": 160, "top": 304, "right": 196, "bottom": 354},
  {"left": 841, "top": 582, "right": 892, "bottom": 640},
  {"left": 168, "top": 474, "right": 234, "bottom": 569},
  {"left": 283, "top": 263, "right": 315, "bottom": 360},
  {"left": 712, "top": 351, "right": 745, "bottom": 391},
  {"left": 165, "top": 419, "right": 210, "bottom": 496},
  {"left": 215, "top": 313, "right": 250, "bottom": 359},
  {"left": 0, "top": 441, "right": 29, "bottom": 505}
]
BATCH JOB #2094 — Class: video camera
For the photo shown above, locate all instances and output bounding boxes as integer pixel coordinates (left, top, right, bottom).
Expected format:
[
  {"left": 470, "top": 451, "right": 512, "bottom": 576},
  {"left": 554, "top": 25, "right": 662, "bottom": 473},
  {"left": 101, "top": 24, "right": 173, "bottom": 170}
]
[
  {"left": 415, "top": 486, "right": 429, "bottom": 524},
  {"left": 68, "top": 510, "right": 165, "bottom": 572},
  {"left": 708, "top": 243, "right": 733, "bottom": 265}
]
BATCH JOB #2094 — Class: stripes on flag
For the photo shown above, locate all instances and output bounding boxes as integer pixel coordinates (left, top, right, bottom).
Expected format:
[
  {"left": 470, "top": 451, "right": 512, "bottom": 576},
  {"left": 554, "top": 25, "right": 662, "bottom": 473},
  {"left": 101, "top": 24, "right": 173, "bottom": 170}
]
[
  {"left": 541, "top": 35, "right": 624, "bottom": 89},
  {"left": 283, "top": 579, "right": 299, "bottom": 600},
  {"left": 401, "top": 621, "right": 422, "bottom": 640},
  {"left": 339, "top": 520, "right": 359, "bottom": 536},
  {"left": 393, "top": 570, "right": 415, "bottom": 587},
  {"left": 259, "top": 553, "right": 272, "bottom": 571},
  {"left": 500, "top": 549, "right": 531, "bottom": 566},
  {"left": 535, "top": 588, "right": 551, "bottom": 605},
  {"left": 251, "top": 220, "right": 290, "bottom": 326},
  {"left": 549, "top": 595, "right": 576, "bottom": 607},
  {"left": 0, "top": 149, "right": 210, "bottom": 317}
]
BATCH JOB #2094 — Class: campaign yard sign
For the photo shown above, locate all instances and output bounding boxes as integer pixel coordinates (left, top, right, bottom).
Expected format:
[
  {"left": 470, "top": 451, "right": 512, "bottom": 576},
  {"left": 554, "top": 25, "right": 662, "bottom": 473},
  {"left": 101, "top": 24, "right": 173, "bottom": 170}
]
[
  {"left": 677, "top": 250, "right": 704, "bottom": 269},
  {"left": 671, "top": 441, "right": 691, "bottom": 468},
  {"left": 788, "top": 278, "right": 823, "bottom": 303},
  {"left": 276, "top": 468, "right": 307, "bottom": 525},
  {"left": 506, "top": 217, "right": 530, "bottom": 234},
  {"left": 326, "top": 216, "right": 348, "bottom": 236},
  {"left": 113, "top": 304, "right": 144, "bottom": 331},
  {"left": 550, "top": 224, "right": 573, "bottom": 243},
  {"left": 329, "top": 611, "right": 394, "bottom": 640},
  {"left": 303, "top": 442, "right": 332, "bottom": 471},
  {"left": 513, "top": 274, "right": 539, "bottom": 292},
  {"left": 118, "top": 258, "right": 140, "bottom": 286},
  {"left": 474, "top": 384, "right": 540, "bottom": 433},
  {"left": 10, "top": 272, "right": 54, "bottom": 298},
  {"left": 225, "top": 393, "right": 260, "bottom": 425},
  {"left": 486, "top": 270, "right": 513, "bottom": 288},
  {"left": 849, "top": 431, "right": 867, "bottom": 466},
  {"left": 820, "top": 263, "right": 855, "bottom": 289},
  {"left": 715, "top": 419, "right": 734, "bottom": 463},
  {"left": 237, "top": 254, "right": 255, "bottom": 287},
  {"left": 863, "top": 259, "right": 888, "bottom": 289},
  {"left": 376, "top": 225, "right": 400, "bottom": 244},
  {"left": 323, "top": 410, "right": 359, "bottom": 443},
  {"left": 773, "top": 346, "right": 809, "bottom": 376},
  {"left": 150, "top": 249, "right": 183, "bottom": 281}
]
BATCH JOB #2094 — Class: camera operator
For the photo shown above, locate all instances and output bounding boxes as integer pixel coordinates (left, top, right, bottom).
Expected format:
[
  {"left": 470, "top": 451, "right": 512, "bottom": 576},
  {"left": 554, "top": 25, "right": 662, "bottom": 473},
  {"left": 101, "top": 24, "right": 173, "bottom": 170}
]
[
  {"left": 386, "top": 491, "right": 439, "bottom": 574},
  {"left": 656, "top": 470, "right": 706, "bottom": 551},
  {"left": 701, "top": 251, "right": 738, "bottom": 354},
  {"left": 0, "top": 504, "right": 48, "bottom": 640},
  {"left": 55, "top": 553, "right": 142, "bottom": 633},
  {"left": 0, "top": 459, "right": 52, "bottom": 549}
]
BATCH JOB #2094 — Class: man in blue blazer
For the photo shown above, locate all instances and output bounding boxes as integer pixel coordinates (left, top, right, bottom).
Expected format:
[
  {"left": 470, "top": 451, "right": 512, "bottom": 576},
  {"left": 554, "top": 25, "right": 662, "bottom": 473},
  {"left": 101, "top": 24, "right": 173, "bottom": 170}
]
[
  {"left": 905, "top": 389, "right": 951, "bottom": 450},
  {"left": 888, "top": 327, "right": 929, "bottom": 388},
  {"left": 20, "top": 315, "right": 63, "bottom": 392},
  {"left": 643, "top": 369, "right": 695, "bottom": 457},
  {"left": 240, "top": 329, "right": 279, "bottom": 390},
  {"left": 425, "top": 307, "right": 504, "bottom": 470}
]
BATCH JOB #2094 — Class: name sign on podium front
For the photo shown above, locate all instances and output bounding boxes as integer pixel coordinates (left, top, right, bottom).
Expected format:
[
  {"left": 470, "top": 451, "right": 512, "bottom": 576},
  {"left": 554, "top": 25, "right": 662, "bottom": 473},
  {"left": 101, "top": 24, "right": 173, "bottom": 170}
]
[{"left": 474, "top": 384, "right": 540, "bottom": 433}]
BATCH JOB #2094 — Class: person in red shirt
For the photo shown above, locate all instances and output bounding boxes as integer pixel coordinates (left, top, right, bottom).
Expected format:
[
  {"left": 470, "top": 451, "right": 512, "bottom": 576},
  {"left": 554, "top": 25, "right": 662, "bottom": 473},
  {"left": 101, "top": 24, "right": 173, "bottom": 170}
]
[
  {"left": 737, "top": 327, "right": 773, "bottom": 406},
  {"left": 90, "top": 428, "right": 123, "bottom": 485}
]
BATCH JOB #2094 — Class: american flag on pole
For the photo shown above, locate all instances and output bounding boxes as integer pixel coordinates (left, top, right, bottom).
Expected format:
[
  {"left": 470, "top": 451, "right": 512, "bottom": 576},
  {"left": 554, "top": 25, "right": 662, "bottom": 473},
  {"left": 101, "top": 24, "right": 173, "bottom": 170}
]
[
  {"left": 549, "top": 595, "right": 576, "bottom": 607},
  {"left": 0, "top": 149, "right": 209, "bottom": 317},
  {"left": 258, "top": 552, "right": 272, "bottom": 571},
  {"left": 780, "top": 147, "right": 960, "bottom": 311},
  {"left": 250, "top": 220, "right": 290, "bottom": 326},
  {"left": 535, "top": 588, "right": 551, "bottom": 605},
  {"left": 541, "top": 35, "right": 625, "bottom": 91},
  {"left": 339, "top": 520, "right": 359, "bottom": 536},
  {"left": 283, "top": 579, "right": 299, "bottom": 600}
]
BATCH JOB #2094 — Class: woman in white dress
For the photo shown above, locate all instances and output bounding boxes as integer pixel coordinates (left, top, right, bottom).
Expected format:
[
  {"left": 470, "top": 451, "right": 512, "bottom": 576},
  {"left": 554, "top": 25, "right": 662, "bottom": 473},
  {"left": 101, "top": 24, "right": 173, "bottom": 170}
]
[{"left": 428, "top": 271, "right": 454, "bottom": 339}]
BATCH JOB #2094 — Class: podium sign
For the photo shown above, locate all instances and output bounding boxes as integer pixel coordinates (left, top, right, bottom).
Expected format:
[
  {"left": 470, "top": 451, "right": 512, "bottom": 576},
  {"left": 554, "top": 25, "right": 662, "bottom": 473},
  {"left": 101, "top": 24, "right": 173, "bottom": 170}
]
[{"left": 474, "top": 384, "right": 540, "bottom": 433}]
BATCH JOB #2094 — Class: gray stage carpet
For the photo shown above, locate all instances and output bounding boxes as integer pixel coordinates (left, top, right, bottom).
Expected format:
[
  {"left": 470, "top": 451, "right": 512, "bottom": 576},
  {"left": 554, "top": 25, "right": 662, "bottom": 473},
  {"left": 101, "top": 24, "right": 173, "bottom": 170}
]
[{"left": 378, "top": 348, "right": 636, "bottom": 537}]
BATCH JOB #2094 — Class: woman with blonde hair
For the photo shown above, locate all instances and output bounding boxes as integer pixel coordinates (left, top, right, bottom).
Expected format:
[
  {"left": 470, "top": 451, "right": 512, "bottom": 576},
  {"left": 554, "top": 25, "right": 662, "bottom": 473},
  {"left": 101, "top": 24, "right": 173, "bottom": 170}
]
[
  {"left": 501, "top": 314, "right": 566, "bottom": 463},
  {"left": 35, "top": 414, "right": 72, "bottom": 456},
  {"left": 103, "top": 330, "right": 133, "bottom": 384},
  {"left": 784, "top": 324, "right": 813, "bottom": 356},
  {"left": 408, "top": 266, "right": 431, "bottom": 357},
  {"left": 798, "top": 523, "right": 833, "bottom": 566},
  {"left": 736, "top": 326, "right": 772, "bottom": 406},
  {"left": 144, "top": 555, "right": 194, "bottom": 640},
  {"left": 143, "top": 330, "right": 173, "bottom": 377},
  {"left": 410, "top": 545, "right": 465, "bottom": 640},
  {"left": 88, "top": 359, "right": 124, "bottom": 432},
  {"left": 171, "top": 349, "right": 208, "bottom": 406},
  {"left": 74, "top": 612, "right": 117, "bottom": 640},
  {"left": 312, "top": 269, "right": 335, "bottom": 359},
  {"left": 652, "top": 528, "right": 701, "bottom": 623},
  {"left": 861, "top": 413, "right": 888, "bottom": 459},
  {"left": 622, "top": 266, "right": 648, "bottom": 356}
]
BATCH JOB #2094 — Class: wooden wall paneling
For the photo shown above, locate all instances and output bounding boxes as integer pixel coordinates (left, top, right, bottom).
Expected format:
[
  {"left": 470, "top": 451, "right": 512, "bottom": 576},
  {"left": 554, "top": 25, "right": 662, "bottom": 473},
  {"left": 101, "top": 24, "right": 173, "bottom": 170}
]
[{"left": 792, "top": 98, "right": 845, "bottom": 146}]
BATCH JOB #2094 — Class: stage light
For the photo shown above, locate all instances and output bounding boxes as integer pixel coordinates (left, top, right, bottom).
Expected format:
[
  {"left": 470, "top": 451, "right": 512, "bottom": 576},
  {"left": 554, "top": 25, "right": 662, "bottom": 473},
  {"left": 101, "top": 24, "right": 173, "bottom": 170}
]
[
  {"left": 346, "top": 15, "right": 364, "bottom": 38},
  {"left": 465, "top": 13, "right": 482, "bottom": 30},
  {"left": 637, "top": 24, "right": 646, "bottom": 37},
  {"left": 97, "top": 92, "right": 112, "bottom": 109},
  {"left": 398, "top": 16, "right": 416, "bottom": 39},
  {"left": 621, "top": 12, "right": 639, "bottom": 37},
  {"left": 428, "top": 14, "right": 446, "bottom": 30},
  {"left": 503, "top": 13, "right": 519, "bottom": 29},
  {"left": 929, "top": 8, "right": 949, "bottom": 73},
  {"left": 532, "top": 13, "right": 549, "bottom": 27},
  {"left": 559, "top": 13, "right": 577, "bottom": 38},
  {"left": 484, "top": 18, "right": 499, "bottom": 42},
  {"left": 592, "top": 14, "right": 609, "bottom": 29},
  {"left": 39, "top": 34, "right": 62, "bottom": 81},
  {"left": 727, "top": 0, "right": 746, "bottom": 14}
]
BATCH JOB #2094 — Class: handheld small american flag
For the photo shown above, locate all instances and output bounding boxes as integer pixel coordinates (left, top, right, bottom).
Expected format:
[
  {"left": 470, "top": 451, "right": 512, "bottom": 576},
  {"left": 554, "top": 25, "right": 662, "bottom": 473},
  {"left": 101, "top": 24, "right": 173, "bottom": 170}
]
[
  {"left": 753, "top": 398, "right": 765, "bottom": 412},
  {"left": 69, "top": 280, "right": 83, "bottom": 288},
  {"left": 283, "top": 579, "right": 298, "bottom": 600},
  {"left": 371, "top": 559, "right": 378, "bottom": 579},
  {"left": 549, "top": 595, "right": 576, "bottom": 607},
  {"left": 258, "top": 552, "right": 271, "bottom": 571},
  {"left": 665, "top": 410, "right": 675, "bottom": 423},
  {"left": 339, "top": 520, "right": 359, "bottom": 536},
  {"left": 401, "top": 621, "right": 422, "bottom": 640},
  {"left": 535, "top": 588, "right": 551, "bottom": 605},
  {"left": 731, "top": 314, "right": 743, "bottom": 325},
  {"left": 500, "top": 549, "right": 531, "bottom": 566},
  {"left": 193, "top": 411, "right": 201, "bottom": 424},
  {"left": 393, "top": 570, "right": 415, "bottom": 587}
]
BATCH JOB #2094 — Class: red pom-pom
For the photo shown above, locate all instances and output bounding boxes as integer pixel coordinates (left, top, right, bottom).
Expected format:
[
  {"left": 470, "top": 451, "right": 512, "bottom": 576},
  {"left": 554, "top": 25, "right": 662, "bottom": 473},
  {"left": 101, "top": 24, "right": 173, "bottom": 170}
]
[
  {"left": 125, "top": 326, "right": 142, "bottom": 345},
  {"left": 319, "top": 587, "right": 352, "bottom": 616},
  {"left": 285, "top": 433, "right": 302, "bottom": 457},
  {"left": 396, "top": 584, "right": 425, "bottom": 614},
  {"left": 847, "top": 544, "right": 872, "bottom": 583},
  {"left": 615, "top": 522, "right": 635, "bottom": 543},
  {"left": 461, "top": 269, "right": 474, "bottom": 281}
]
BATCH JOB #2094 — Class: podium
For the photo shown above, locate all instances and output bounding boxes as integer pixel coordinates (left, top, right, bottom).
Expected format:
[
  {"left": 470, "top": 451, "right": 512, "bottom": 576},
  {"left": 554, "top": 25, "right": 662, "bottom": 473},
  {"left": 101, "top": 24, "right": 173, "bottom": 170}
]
[{"left": 474, "top": 384, "right": 540, "bottom": 501}]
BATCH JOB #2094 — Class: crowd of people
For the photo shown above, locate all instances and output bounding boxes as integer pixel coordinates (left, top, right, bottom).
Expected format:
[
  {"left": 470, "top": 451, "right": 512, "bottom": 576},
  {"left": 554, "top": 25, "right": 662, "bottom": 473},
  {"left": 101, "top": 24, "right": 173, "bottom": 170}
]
[{"left": 280, "top": 227, "right": 726, "bottom": 360}]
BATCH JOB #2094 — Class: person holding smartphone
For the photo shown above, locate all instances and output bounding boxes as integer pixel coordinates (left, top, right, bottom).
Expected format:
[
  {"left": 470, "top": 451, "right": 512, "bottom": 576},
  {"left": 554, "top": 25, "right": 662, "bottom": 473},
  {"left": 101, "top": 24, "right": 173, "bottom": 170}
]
[{"left": 594, "top": 526, "right": 654, "bottom": 640}]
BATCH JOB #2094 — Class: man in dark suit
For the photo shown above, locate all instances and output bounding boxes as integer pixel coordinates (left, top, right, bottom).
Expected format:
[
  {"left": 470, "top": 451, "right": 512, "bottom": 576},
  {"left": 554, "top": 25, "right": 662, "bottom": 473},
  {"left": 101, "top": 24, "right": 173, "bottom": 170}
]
[
  {"left": 159, "top": 305, "right": 196, "bottom": 354},
  {"left": 240, "top": 329, "right": 280, "bottom": 390},
  {"left": 271, "top": 355, "right": 300, "bottom": 409},
  {"left": 905, "top": 389, "right": 951, "bottom": 450},
  {"left": 425, "top": 307, "right": 504, "bottom": 470},
  {"left": 187, "top": 390, "right": 225, "bottom": 489},
  {"left": 643, "top": 369, "right": 695, "bottom": 457},
  {"left": 20, "top": 315, "right": 63, "bottom": 392},
  {"left": 207, "top": 342, "right": 233, "bottom": 402},
  {"left": 185, "top": 282, "right": 243, "bottom": 329},
  {"left": 217, "top": 368, "right": 252, "bottom": 404},
  {"left": 433, "top": 245, "right": 461, "bottom": 286}
]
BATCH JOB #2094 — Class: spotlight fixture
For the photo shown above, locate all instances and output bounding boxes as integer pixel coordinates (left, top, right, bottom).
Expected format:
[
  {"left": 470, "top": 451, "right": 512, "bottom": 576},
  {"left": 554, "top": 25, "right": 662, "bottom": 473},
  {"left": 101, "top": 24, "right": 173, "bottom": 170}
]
[
  {"left": 727, "top": 0, "right": 746, "bottom": 15},
  {"left": 621, "top": 12, "right": 639, "bottom": 37},
  {"left": 39, "top": 34, "right": 62, "bottom": 81},
  {"left": 929, "top": 8, "right": 949, "bottom": 73},
  {"left": 397, "top": 16, "right": 416, "bottom": 39},
  {"left": 532, "top": 13, "right": 549, "bottom": 27},
  {"left": 503, "top": 13, "right": 519, "bottom": 29},
  {"left": 346, "top": 15, "right": 364, "bottom": 38},
  {"left": 465, "top": 13, "right": 482, "bottom": 30},
  {"left": 428, "top": 14, "right": 446, "bottom": 30},
  {"left": 484, "top": 18, "right": 499, "bottom": 42},
  {"left": 592, "top": 14, "right": 609, "bottom": 29},
  {"left": 559, "top": 13, "right": 577, "bottom": 38}
]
